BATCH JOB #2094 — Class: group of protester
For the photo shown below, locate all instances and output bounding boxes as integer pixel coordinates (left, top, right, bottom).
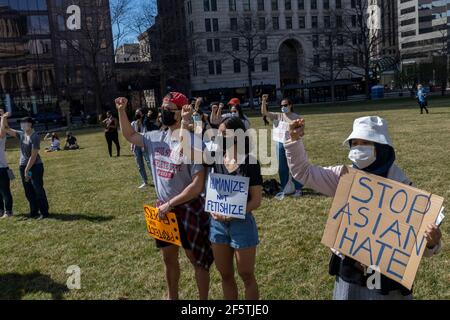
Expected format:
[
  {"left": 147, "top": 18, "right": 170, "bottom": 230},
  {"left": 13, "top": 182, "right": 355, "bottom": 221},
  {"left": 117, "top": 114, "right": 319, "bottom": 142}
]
[{"left": 114, "top": 91, "right": 443, "bottom": 301}]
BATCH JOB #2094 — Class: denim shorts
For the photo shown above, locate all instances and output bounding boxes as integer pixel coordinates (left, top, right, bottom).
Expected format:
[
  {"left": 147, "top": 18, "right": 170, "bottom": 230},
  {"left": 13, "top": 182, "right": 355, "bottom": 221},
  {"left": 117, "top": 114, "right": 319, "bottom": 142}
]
[{"left": 209, "top": 213, "right": 259, "bottom": 249}]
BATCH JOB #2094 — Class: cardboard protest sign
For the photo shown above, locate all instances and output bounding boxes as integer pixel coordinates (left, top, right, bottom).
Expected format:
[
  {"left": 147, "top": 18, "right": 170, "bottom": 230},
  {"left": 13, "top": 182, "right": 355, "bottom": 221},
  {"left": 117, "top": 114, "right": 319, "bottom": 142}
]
[
  {"left": 205, "top": 173, "right": 250, "bottom": 219},
  {"left": 272, "top": 121, "right": 290, "bottom": 143},
  {"left": 321, "top": 167, "right": 444, "bottom": 290},
  {"left": 144, "top": 205, "right": 181, "bottom": 246}
]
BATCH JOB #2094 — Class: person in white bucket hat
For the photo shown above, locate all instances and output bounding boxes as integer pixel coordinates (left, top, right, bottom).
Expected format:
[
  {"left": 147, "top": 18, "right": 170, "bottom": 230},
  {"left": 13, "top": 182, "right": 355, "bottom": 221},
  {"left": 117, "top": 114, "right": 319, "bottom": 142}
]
[{"left": 283, "top": 116, "right": 442, "bottom": 300}]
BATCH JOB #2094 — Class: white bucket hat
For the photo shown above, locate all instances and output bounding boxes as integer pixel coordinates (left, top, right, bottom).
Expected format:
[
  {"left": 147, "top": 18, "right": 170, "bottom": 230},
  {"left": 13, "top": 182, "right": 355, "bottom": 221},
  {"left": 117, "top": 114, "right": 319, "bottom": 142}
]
[{"left": 343, "top": 116, "right": 393, "bottom": 147}]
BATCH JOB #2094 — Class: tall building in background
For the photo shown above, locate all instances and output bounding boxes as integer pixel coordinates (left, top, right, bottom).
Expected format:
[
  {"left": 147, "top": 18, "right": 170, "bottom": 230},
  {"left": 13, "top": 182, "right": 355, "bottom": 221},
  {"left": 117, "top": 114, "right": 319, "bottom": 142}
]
[
  {"left": 398, "top": 0, "right": 449, "bottom": 87},
  {"left": 398, "top": 0, "right": 448, "bottom": 64},
  {"left": 183, "top": 0, "right": 365, "bottom": 102},
  {"left": 0, "top": 0, "right": 115, "bottom": 116},
  {"left": 152, "top": 0, "right": 190, "bottom": 95}
]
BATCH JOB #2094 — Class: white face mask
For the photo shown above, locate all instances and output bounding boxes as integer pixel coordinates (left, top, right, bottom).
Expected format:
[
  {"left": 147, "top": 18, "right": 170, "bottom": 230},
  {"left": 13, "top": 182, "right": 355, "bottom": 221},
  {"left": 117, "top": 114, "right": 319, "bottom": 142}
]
[
  {"left": 348, "top": 145, "right": 376, "bottom": 169},
  {"left": 20, "top": 123, "right": 31, "bottom": 131}
]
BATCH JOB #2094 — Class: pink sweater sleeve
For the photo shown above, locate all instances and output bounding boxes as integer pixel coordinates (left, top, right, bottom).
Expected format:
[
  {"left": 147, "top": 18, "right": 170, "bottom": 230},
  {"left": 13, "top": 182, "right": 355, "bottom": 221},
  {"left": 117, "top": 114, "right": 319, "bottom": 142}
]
[{"left": 284, "top": 139, "right": 343, "bottom": 197}]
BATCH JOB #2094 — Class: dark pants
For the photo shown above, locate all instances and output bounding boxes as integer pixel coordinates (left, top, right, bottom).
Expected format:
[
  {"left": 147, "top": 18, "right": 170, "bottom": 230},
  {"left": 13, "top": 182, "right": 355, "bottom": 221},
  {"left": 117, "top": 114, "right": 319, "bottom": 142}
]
[
  {"left": 105, "top": 131, "right": 120, "bottom": 157},
  {"left": 20, "top": 164, "right": 49, "bottom": 217},
  {"left": 418, "top": 100, "right": 429, "bottom": 114},
  {"left": 0, "top": 168, "right": 13, "bottom": 213}
]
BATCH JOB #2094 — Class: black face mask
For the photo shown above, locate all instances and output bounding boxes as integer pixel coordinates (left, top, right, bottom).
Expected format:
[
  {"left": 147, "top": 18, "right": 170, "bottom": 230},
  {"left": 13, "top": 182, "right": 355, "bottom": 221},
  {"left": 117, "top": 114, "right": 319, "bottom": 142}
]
[
  {"left": 135, "top": 114, "right": 142, "bottom": 120},
  {"left": 161, "top": 109, "right": 177, "bottom": 126}
]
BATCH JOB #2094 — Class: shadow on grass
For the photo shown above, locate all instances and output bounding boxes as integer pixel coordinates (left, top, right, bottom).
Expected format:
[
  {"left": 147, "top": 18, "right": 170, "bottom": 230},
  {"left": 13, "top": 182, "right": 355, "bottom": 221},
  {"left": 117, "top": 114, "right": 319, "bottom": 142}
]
[
  {"left": 48, "top": 213, "right": 114, "bottom": 222},
  {"left": 16, "top": 213, "right": 114, "bottom": 222},
  {"left": 0, "top": 271, "right": 69, "bottom": 300}
]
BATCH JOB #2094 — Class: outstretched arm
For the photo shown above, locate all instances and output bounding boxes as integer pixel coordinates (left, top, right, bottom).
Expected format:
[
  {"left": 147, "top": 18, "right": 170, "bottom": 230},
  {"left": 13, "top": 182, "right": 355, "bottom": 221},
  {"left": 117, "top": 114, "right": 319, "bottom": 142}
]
[
  {"left": 0, "top": 113, "right": 18, "bottom": 138},
  {"left": 284, "top": 119, "right": 343, "bottom": 197},
  {"left": 115, "top": 97, "right": 143, "bottom": 147},
  {"left": 260, "top": 94, "right": 277, "bottom": 121}
]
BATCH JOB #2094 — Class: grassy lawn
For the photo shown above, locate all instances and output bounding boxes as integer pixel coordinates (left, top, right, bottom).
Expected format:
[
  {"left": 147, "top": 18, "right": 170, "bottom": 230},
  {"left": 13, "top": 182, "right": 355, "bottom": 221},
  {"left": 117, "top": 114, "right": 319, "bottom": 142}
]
[{"left": 0, "top": 97, "right": 449, "bottom": 300}]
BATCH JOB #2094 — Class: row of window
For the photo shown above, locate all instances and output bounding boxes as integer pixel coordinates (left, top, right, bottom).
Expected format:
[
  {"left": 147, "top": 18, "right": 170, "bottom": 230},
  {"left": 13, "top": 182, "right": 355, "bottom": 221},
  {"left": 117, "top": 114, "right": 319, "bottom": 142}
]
[
  {"left": 190, "top": 0, "right": 353, "bottom": 14},
  {"left": 192, "top": 57, "right": 270, "bottom": 76},
  {"left": 193, "top": 52, "right": 362, "bottom": 77},
  {"left": 0, "top": 0, "right": 47, "bottom": 11},
  {"left": 201, "top": 32, "right": 352, "bottom": 54},
  {"left": 190, "top": 14, "right": 352, "bottom": 35}
]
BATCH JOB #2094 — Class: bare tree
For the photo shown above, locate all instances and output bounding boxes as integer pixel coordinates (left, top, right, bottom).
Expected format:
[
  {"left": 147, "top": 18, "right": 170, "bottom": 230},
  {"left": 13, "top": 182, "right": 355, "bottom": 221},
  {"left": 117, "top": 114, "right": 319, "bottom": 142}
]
[
  {"left": 305, "top": 15, "right": 352, "bottom": 103},
  {"left": 222, "top": 14, "right": 274, "bottom": 109},
  {"left": 110, "top": 0, "right": 134, "bottom": 52},
  {"left": 128, "top": 0, "right": 157, "bottom": 37},
  {"left": 56, "top": 4, "right": 115, "bottom": 116},
  {"left": 341, "top": 0, "right": 389, "bottom": 99}
]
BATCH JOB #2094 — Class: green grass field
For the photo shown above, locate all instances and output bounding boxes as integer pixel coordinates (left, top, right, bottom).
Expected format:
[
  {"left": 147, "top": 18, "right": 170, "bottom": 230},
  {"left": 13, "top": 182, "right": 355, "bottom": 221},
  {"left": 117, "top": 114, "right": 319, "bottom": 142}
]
[{"left": 0, "top": 97, "right": 449, "bottom": 300}]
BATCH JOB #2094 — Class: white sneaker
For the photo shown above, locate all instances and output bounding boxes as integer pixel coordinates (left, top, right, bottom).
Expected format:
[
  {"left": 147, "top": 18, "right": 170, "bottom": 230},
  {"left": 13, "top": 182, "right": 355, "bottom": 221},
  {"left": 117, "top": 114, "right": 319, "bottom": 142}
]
[
  {"left": 274, "top": 192, "right": 285, "bottom": 201},
  {"left": 293, "top": 190, "right": 303, "bottom": 197},
  {"left": 138, "top": 183, "right": 147, "bottom": 189}
]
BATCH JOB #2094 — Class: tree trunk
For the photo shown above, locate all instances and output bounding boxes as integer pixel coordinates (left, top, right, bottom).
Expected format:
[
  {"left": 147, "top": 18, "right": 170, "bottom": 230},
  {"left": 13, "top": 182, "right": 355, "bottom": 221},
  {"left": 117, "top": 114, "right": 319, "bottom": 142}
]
[
  {"left": 365, "top": 66, "right": 371, "bottom": 100},
  {"left": 248, "top": 66, "right": 254, "bottom": 110}
]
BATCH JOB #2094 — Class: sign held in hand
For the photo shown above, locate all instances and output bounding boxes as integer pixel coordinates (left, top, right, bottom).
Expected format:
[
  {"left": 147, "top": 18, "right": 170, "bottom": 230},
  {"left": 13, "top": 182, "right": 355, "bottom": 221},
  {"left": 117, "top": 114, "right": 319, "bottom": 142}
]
[
  {"left": 321, "top": 167, "right": 444, "bottom": 290},
  {"left": 205, "top": 173, "right": 250, "bottom": 219},
  {"left": 144, "top": 205, "right": 181, "bottom": 247}
]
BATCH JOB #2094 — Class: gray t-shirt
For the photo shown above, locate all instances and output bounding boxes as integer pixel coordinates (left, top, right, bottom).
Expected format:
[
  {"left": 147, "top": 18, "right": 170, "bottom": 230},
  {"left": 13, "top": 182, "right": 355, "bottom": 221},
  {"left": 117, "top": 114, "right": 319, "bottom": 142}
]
[
  {"left": 142, "top": 129, "right": 204, "bottom": 202},
  {"left": 0, "top": 137, "right": 8, "bottom": 168},
  {"left": 18, "top": 131, "right": 42, "bottom": 166}
]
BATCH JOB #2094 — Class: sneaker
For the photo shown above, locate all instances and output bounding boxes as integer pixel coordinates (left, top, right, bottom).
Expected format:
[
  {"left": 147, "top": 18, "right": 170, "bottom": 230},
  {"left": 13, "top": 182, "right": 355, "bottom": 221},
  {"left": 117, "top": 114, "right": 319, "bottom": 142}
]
[
  {"left": 293, "top": 190, "right": 303, "bottom": 197},
  {"left": 138, "top": 183, "right": 147, "bottom": 189},
  {"left": 274, "top": 192, "right": 285, "bottom": 201},
  {"left": 1, "top": 212, "right": 12, "bottom": 218},
  {"left": 37, "top": 214, "right": 47, "bottom": 220}
]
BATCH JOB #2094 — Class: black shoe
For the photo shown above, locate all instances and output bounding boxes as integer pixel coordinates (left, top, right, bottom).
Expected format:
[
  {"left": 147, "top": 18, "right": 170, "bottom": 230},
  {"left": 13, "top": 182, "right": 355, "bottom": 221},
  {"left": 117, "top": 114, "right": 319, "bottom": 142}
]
[{"left": 37, "top": 215, "right": 47, "bottom": 220}]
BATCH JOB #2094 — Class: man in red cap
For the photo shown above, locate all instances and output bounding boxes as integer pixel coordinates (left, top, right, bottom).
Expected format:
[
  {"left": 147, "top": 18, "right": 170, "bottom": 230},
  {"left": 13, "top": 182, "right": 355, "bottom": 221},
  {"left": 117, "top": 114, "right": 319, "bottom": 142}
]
[
  {"left": 228, "top": 98, "right": 240, "bottom": 106},
  {"left": 115, "top": 93, "right": 213, "bottom": 300}
]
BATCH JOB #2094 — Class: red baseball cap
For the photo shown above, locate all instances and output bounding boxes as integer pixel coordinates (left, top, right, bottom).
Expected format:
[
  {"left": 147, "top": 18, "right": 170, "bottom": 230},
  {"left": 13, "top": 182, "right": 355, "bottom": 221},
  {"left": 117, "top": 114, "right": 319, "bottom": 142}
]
[
  {"left": 163, "top": 92, "right": 189, "bottom": 109},
  {"left": 228, "top": 98, "right": 240, "bottom": 105}
]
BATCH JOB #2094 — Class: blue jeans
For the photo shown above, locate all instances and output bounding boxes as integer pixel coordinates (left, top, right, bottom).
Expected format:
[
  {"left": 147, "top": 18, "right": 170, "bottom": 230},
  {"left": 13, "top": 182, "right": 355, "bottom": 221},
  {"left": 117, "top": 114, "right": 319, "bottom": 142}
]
[
  {"left": 277, "top": 142, "right": 303, "bottom": 191},
  {"left": 20, "top": 163, "right": 49, "bottom": 217},
  {"left": 134, "top": 146, "right": 152, "bottom": 184},
  {"left": 209, "top": 214, "right": 259, "bottom": 249}
]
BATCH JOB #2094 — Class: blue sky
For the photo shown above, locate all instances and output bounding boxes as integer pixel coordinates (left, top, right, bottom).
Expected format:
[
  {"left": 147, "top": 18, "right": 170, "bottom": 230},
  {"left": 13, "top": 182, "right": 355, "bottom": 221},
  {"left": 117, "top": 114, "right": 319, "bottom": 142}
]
[{"left": 111, "top": 0, "right": 157, "bottom": 46}]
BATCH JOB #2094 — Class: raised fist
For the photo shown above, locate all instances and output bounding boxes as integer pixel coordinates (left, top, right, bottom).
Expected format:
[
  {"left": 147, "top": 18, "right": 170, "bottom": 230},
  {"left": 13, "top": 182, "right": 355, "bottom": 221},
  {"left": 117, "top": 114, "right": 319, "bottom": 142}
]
[
  {"left": 289, "top": 118, "right": 306, "bottom": 141},
  {"left": 115, "top": 97, "right": 128, "bottom": 110}
]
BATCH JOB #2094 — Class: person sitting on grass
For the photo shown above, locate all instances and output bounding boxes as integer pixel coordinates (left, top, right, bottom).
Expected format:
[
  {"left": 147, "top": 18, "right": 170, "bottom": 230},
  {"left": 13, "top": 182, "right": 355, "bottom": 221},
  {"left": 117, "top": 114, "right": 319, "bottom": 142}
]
[
  {"left": 44, "top": 132, "right": 61, "bottom": 152},
  {"left": 64, "top": 131, "right": 79, "bottom": 150},
  {"left": 285, "top": 115, "right": 443, "bottom": 300}
]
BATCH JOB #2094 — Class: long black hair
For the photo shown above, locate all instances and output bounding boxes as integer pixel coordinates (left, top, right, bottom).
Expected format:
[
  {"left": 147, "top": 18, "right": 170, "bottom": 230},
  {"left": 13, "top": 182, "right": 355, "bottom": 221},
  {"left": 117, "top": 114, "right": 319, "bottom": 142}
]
[{"left": 221, "top": 116, "right": 251, "bottom": 157}]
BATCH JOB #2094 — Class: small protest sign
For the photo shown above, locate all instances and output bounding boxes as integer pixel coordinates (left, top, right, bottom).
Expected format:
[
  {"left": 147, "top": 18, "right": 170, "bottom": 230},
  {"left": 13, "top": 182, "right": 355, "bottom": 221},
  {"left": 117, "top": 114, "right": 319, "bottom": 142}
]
[
  {"left": 272, "top": 121, "right": 290, "bottom": 143},
  {"left": 143, "top": 205, "right": 181, "bottom": 246},
  {"left": 321, "top": 167, "right": 444, "bottom": 290},
  {"left": 205, "top": 173, "right": 250, "bottom": 219}
]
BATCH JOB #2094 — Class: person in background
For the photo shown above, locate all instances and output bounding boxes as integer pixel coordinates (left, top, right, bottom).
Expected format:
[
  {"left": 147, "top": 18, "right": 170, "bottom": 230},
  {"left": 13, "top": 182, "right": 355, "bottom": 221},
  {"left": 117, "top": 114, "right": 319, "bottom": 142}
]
[
  {"left": 207, "top": 116, "right": 263, "bottom": 300},
  {"left": 131, "top": 108, "right": 152, "bottom": 189},
  {"left": 44, "top": 132, "right": 61, "bottom": 152},
  {"left": 210, "top": 99, "right": 251, "bottom": 130},
  {"left": 115, "top": 92, "right": 213, "bottom": 300},
  {"left": 261, "top": 95, "right": 303, "bottom": 200},
  {"left": 144, "top": 108, "right": 160, "bottom": 132},
  {"left": 286, "top": 116, "right": 442, "bottom": 300},
  {"left": 416, "top": 84, "right": 429, "bottom": 114},
  {"left": 64, "top": 131, "right": 79, "bottom": 150},
  {"left": 102, "top": 111, "right": 120, "bottom": 157},
  {"left": 0, "top": 109, "right": 13, "bottom": 218},
  {"left": 1, "top": 114, "right": 49, "bottom": 220}
]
